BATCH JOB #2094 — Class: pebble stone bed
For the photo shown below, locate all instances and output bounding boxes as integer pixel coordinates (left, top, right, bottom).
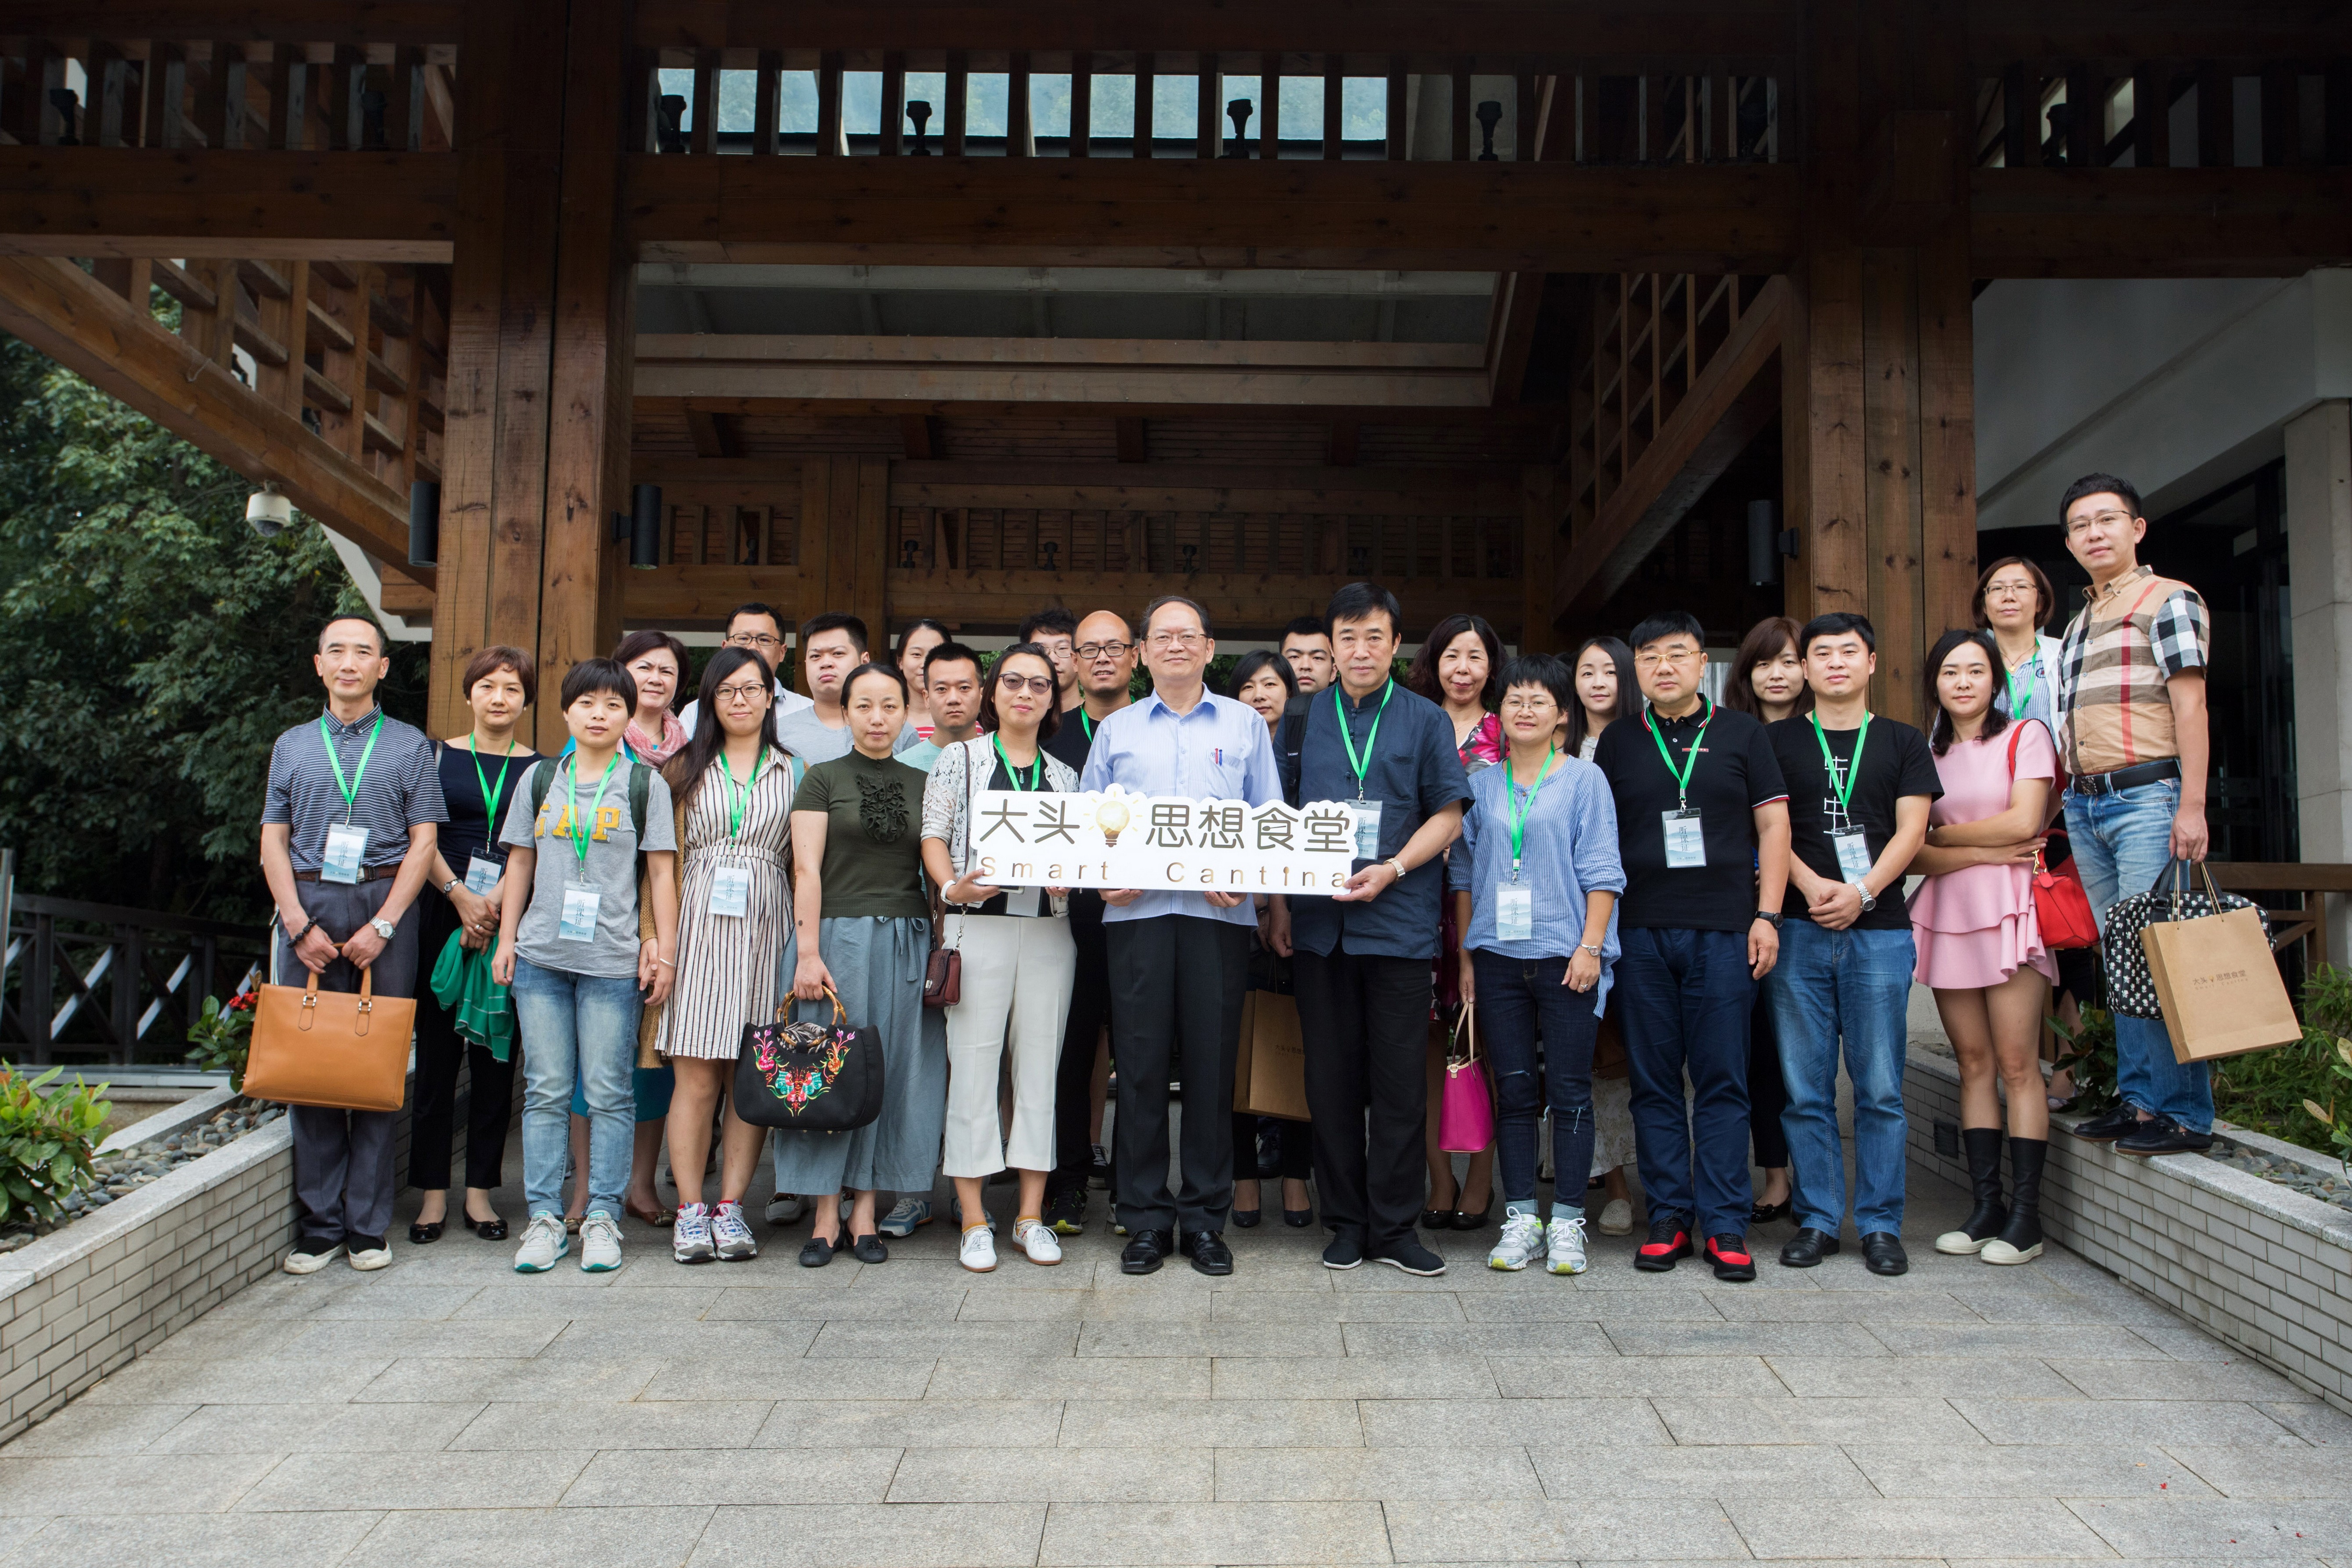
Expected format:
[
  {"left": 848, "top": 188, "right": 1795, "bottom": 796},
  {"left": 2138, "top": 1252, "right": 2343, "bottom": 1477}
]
[
  {"left": 0, "top": 1098, "right": 283, "bottom": 1254},
  {"left": 2202, "top": 1136, "right": 2352, "bottom": 1213}
]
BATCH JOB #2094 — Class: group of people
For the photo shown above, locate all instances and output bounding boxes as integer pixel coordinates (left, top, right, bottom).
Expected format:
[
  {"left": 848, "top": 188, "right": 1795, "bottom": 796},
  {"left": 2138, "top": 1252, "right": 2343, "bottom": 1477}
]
[{"left": 257, "top": 470, "right": 2213, "bottom": 1283}]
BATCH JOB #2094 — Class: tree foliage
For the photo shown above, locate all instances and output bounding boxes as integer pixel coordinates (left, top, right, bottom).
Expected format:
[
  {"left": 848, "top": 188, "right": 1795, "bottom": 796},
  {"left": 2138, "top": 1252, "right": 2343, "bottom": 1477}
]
[{"left": 0, "top": 332, "right": 425, "bottom": 922}]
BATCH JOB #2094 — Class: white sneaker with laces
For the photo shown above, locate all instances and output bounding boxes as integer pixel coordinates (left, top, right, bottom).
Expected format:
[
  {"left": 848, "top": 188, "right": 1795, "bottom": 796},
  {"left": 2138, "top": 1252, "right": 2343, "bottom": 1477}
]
[
  {"left": 513, "top": 1214, "right": 569, "bottom": 1272},
  {"left": 579, "top": 1211, "right": 623, "bottom": 1272},
  {"left": 1488, "top": 1211, "right": 1548, "bottom": 1271},
  {"left": 765, "top": 1192, "right": 805, "bottom": 1225},
  {"left": 711, "top": 1200, "right": 758, "bottom": 1261},
  {"left": 1014, "top": 1218, "right": 1062, "bottom": 1266},
  {"left": 958, "top": 1224, "right": 998, "bottom": 1272},
  {"left": 1546, "top": 1214, "right": 1590, "bottom": 1275},
  {"left": 1597, "top": 1198, "right": 1634, "bottom": 1236},
  {"left": 673, "top": 1203, "right": 715, "bottom": 1263}
]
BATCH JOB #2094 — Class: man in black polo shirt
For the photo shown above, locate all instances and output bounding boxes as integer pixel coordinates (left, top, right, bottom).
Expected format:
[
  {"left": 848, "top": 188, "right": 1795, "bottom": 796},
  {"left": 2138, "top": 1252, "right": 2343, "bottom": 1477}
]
[
  {"left": 259, "top": 615, "right": 446, "bottom": 1275},
  {"left": 1764, "top": 612, "right": 1940, "bottom": 1277},
  {"left": 1040, "top": 608, "right": 1137, "bottom": 1234},
  {"left": 1285, "top": 583, "right": 1471, "bottom": 1276},
  {"left": 1592, "top": 612, "right": 1790, "bottom": 1281}
]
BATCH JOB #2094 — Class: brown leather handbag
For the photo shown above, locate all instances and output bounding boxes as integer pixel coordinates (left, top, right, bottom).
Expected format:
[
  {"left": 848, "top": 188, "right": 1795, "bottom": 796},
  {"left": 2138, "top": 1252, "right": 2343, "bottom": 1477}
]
[{"left": 244, "top": 967, "right": 414, "bottom": 1112}]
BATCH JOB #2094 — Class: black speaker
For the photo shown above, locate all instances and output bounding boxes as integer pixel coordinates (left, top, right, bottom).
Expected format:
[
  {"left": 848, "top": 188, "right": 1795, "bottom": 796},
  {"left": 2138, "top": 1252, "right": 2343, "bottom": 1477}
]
[
  {"left": 1747, "top": 499, "right": 1782, "bottom": 586},
  {"left": 407, "top": 480, "right": 440, "bottom": 567},
  {"left": 630, "top": 483, "right": 663, "bottom": 569}
]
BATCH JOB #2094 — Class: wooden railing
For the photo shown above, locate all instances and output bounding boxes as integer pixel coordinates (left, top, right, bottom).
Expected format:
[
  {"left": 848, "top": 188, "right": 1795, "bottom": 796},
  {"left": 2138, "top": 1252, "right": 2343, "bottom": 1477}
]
[
  {"left": 0, "top": 29, "right": 458, "bottom": 152},
  {"left": 1972, "top": 61, "right": 2352, "bottom": 169},
  {"left": 1, "top": 894, "right": 267, "bottom": 1068}
]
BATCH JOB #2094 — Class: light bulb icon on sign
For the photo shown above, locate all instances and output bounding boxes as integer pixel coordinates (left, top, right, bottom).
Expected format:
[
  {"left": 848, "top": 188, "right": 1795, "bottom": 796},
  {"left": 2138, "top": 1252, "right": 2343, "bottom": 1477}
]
[{"left": 1094, "top": 797, "right": 1131, "bottom": 847}]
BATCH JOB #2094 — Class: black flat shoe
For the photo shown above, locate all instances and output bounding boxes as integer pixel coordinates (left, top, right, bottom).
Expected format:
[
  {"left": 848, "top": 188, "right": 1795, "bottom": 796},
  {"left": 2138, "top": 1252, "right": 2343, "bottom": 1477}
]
[
  {"left": 851, "top": 1233, "right": 888, "bottom": 1264},
  {"left": 1418, "top": 1208, "right": 1452, "bottom": 1230},
  {"left": 464, "top": 1215, "right": 509, "bottom": 1241},
  {"left": 407, "top": 1220, "right": 443, "bottom": 1245},
  {"left": 799, "top": 1235, "right": 836, "bottom": 1268},
  {"left": 1779, "top": 1227, "right": 1841, "bottom": 1268},
  {"left": 1283, "top": 1208, "right": 1314, "bottom": 1228},
  {"left": 1450, "top": 1205, "right": 1492, "bottom": 1232},
  {"left": 1861, "top": 1231, "right": 1909, "bottom": 1276},
  {"left": 1232, "top": 1208, "right": 1262, "bottom": 1229},
  {"left": 1747, "top": 1200, "right": 1792, "bottom": 1226}
]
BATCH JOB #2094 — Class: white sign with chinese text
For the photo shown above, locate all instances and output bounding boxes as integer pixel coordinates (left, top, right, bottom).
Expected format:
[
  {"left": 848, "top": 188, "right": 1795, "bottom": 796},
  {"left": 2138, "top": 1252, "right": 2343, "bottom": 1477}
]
[{"left": 965, "top": 785, "right": 1360, "bottom": 893}]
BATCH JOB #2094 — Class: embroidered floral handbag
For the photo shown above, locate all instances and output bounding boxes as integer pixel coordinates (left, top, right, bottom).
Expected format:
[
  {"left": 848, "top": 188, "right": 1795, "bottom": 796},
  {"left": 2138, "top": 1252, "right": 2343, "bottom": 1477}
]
[{"left": 731, "top": 985, "right": 886, "bottom": 1132}]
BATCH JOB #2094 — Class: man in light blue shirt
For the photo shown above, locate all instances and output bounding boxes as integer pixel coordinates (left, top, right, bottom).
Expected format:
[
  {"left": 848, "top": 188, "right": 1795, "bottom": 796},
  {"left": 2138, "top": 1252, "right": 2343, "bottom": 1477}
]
[{"left": 1077, "top": 596, "right": 1281, "bottom": 1276}]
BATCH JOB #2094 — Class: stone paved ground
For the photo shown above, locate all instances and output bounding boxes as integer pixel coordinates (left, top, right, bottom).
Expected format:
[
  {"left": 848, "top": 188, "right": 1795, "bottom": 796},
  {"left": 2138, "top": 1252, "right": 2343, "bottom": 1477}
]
[{"left": 0, "top": 1144, "right": 2348, "bottom": 1567}]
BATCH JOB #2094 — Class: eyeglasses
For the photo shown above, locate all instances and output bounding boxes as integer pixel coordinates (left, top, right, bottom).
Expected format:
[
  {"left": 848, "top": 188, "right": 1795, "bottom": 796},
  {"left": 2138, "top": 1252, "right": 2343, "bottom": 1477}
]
[
  {"left": 1076, "top": 640, "right": 1132, "bottom": 660},
  {"left": 1499, "top": 695, "right": 1559, "bottom": 714},
  {"left": 995, "top": 675, "right": 1056, "bottom": 696},
  {"left": 1146, "top": 631, "right": 1205, "bottom": 650},
  {"left": 713, "top": 682, "right": 768, "bottom": 703},
  {"left": 724, "top": 632, "right": 784, "bottom": 649},
  {"left": 2065, "top": 509, "right": 2135, "bottom": 537},
  {"left": 1635, "top": 648, "right": 1704, "bottom": 669}
]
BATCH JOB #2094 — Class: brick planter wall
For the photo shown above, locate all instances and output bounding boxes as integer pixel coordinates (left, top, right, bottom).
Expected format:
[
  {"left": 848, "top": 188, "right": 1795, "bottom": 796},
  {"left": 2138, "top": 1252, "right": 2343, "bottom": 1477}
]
[{"left": 1905, "top": 1046, "right": 2352, "bottom": 1414}]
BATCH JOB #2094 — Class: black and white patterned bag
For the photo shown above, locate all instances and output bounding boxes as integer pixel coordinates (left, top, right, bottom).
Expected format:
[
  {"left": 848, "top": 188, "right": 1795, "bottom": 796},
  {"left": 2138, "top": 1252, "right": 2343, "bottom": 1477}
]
[{"left": 2100, "top": 860, "right": 2264, "bottom": 1020}]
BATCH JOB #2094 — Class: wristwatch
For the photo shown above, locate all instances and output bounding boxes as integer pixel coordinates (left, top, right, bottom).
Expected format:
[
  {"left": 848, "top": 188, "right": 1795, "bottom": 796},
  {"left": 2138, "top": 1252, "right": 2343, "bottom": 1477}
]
[
  {"left": 1849, "top": 881, "right": 1877, "bottom": 913},
  {"left": 1753, "top": 909, "right": 1783, "bottom": 929},
  {"left": 1578, "top": 941, "right": 1604, "bottom": 957},
  {"left": 440, "top": 876, "right": 461, "bottom": 895},
  {"left": 369, "top": 916, "right": 398, "bottom": 941},
  {"left": 1386, "top": 857, "right": 1408, "bottom": 880}
]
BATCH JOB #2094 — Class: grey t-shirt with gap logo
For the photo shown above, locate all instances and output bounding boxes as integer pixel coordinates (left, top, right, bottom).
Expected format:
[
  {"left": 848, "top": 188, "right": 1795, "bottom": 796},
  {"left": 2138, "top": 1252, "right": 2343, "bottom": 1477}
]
[{"left": 500, "top": 757, "right": 678, "bottom": 979}]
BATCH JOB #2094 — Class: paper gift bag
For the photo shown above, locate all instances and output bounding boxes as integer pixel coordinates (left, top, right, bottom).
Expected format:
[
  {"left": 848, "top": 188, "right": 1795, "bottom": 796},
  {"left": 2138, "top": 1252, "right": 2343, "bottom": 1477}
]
[
  {"left": 2141, "top": 893, "right": 2302, "bottom": 1066},
  {"left": 1233, "top": 988, "right": 1311, "bottom": 1121}
]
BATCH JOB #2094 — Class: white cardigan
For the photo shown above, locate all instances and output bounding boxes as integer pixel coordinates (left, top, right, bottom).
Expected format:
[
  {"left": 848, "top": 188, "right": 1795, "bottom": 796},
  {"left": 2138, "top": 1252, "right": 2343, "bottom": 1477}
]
[{"left": 919, "top": 736, "right": 1081, "bottom": 881}]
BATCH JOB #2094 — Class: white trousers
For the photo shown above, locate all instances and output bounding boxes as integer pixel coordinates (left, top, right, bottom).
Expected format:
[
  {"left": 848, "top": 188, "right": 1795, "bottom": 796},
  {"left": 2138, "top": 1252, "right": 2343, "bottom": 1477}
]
[{"left": 941, "top": 914, "right": 1076, "bottom": 1177}]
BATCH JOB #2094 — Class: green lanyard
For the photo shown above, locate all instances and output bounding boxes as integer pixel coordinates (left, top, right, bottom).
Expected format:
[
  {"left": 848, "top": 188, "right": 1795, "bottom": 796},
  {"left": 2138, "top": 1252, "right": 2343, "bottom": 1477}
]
[
  {"left": 1503, "top": 747, "right": 1561, "bottom": 881},
  {"left": 719, "top": 748, "right": 766, "bottom": 839},
  {"left": 1333, "top": 680, "right": 1394, "bottom": 799},
  {"left": 469, "top": 735, "right": 515, "bottom": 842},
  {"left": 991, "top": 734, "right": 1044, "bottom": 791},
  {"left": 1810, "top": 712, "right": 1872, "bottom": 820},
  {"left": 2006, "top": 652, "right": 2039, "bottom": 717},
  {"left": 317, "top": 712, "right": 384, "bottom": 825},
  {"left": 1079, "top": 709, "right": 1095, "bottom": 743},
  {"left": 1642, "top": 697, "right": 1711, "bottom": 811},
  {"left": 563, "top": 752, "right": 622, "bottom": 877}
]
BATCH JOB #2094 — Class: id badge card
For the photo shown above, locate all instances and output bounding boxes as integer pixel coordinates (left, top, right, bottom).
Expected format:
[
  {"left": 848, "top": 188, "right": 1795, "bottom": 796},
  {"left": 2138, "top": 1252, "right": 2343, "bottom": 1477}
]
[
  {"left": 1496, "top": 884, "right": 1534, "bottom": 941},
  {"left": 463, "top": 855, "right": 503, "bottom": 896},
  {"left": 558, "top": 884, "right": 602, "bottom": 942},
  {"left": 1003, "top": 883, "right": 1041, "bottom": 918},
  {"left": 1347, "top": 800, "right": 1383, "bottom": 860},
  {"left": 709, "top": 866, "right": 751, "bottom": 918},
  {"left": 321, "top": 823, "right": 368, "bottom": 884},
  {"left": 1661, "top": 808, "right": 1706, "bottom": 869},
  {"left": 1832, "top": 828, "right": 1874, "bottom": 881}
]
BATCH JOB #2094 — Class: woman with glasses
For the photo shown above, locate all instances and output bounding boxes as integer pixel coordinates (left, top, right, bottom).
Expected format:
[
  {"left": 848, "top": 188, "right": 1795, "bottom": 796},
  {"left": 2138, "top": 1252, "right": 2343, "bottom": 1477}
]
[
  {"left": 649, "top": 649, "right": 796, "bottom": 1264},
  {"left": 921, "top": 644, "right": 1081, "bottom": 1269},
  {"left": 895, "top": 619, "right": 952, "bottom": 744},
  {"left": 777, "top": 662, "right": 946, "bottom": 1266},
  {"left": 1223, "top": 650, "right": 1315, "bottom": 1229}
]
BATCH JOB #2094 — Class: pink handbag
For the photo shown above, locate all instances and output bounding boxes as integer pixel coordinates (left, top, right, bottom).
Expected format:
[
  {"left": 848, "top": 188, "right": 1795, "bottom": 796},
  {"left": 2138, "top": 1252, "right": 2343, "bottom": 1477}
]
[{"left": 1438, "top": 1006, "right": 1495, "bottom": 1153}]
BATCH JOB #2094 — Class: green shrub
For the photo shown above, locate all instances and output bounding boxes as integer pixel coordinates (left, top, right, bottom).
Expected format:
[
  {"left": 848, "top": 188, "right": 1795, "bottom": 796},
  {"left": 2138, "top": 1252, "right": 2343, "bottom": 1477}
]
[
  {"left": 184, "top": 987, "right": 256, "bottom": 1092},
  {"left": 2049, "top": 1006, "right": 2119, "bottom": 1114},
  {"left": 2208, "top": 965, "right": 2352, "bottom": 1161},
  {"left": 0, "top": 1066, "right": 111, "bottom": 1226}
]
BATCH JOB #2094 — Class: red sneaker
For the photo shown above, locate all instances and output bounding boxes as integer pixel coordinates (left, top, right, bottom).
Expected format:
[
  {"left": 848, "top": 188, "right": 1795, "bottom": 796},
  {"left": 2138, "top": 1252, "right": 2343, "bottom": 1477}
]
[
  {"left": 1635, "top": 1218, "right": 1692, "bottom": 1272},
  {"left": 1705, "top": 1234, "right": 1757, "bottom": 1282}
]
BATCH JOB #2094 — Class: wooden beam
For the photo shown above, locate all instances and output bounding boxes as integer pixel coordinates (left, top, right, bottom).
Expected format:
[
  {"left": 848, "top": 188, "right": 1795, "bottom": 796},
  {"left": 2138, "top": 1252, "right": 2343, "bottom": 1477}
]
[
  {"left": 1519, "top": 464, "right": 1560, "bottom": 652},
  {"left": 0, "top": 252, "right": 422, "bottom": 580},
  {"left": 1553, "top": 276, "right": 1787, "bottom": 612},
  {"left": 1967, "top": 3, "right": 2352, "bottom": 71},
  {"left": 1970, "top": 167, "right": 2352, "bottom": 275},
  {"left": 0, "top": 148, "right": 457, "bottom": 260},
  {"left": 627, "top": 156, "right": 1803, "bottom": 274},
  {"left": 1484, "top": 270, "right": 1546, "bottom": 407},
  {"left": 683, "top": 407, "right": 737, "bottom": 458},
  {"left": 884, "top": 461, "right": 1522, "bottom": 516},
  {"left": 623, "top": 566, "right": 800, "bottom": 628},
  {"left": 5, "top": 4, "right": 464, "bottom": 45},
  {"left": 886, "top": 570, "right": 1520, "bottom": 638}
]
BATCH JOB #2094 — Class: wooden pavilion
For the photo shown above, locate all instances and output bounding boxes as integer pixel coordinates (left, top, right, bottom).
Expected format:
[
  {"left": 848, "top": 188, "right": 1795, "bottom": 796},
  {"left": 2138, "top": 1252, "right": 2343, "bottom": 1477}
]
[{"left": 1, "top": 2, "right": 2346, "bottom": 743}]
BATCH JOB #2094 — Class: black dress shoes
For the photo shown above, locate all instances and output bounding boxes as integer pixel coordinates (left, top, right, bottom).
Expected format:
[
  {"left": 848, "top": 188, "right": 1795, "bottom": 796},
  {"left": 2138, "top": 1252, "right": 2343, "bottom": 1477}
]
[
  {"left": 1779, "top": 1226, "right": 1841, "bottom": 1267},
  {"left": 1181, "top": 1230, "right": 1233, "bottom": 1276},
  {"left": 1861, "top": 1231, "right": 1909, "bottom": 1276},
  {"left": 1121, "top": 1228, "right": 1172, "bottom": 1275},
  {"left": 2068, "top": 1103, "right": 2143, "bottom": 1141},
  {"left": 2114, "top": 1113, "right": 2214, "bottom": 1156}
]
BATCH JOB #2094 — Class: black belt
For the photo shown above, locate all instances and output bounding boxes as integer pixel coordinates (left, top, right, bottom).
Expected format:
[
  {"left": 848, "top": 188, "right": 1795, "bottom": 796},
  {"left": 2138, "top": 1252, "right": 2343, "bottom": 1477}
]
[
  {"left": 293, "top": 865, "right": 398, "bottom": 883},
  {"left": 2070, "top": 757, "right": 2180, "bottom": 797}
]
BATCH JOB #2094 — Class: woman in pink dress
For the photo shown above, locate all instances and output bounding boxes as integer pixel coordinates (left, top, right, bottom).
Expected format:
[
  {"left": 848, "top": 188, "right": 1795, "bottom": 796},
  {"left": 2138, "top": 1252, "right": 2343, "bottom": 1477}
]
[{"left": 1909, "top": 629, "right": 2056, "bottom": 1266}]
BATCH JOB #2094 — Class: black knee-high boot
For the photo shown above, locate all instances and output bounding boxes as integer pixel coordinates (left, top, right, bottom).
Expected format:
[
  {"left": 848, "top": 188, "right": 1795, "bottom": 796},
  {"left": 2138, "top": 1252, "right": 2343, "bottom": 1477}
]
[
  {"left": 1984, "top": 1137, "right": 2046, "bottom": 1264},
  {"left": 1936, "top": 1128, "right": 2006, "bottom": 1254}
]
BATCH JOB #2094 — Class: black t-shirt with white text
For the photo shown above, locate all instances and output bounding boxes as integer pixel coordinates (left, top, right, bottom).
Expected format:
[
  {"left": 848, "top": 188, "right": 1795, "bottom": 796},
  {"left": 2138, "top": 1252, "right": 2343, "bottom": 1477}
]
[{"left": 1767, "top": 714, "right": 1943, "bottom": 931}]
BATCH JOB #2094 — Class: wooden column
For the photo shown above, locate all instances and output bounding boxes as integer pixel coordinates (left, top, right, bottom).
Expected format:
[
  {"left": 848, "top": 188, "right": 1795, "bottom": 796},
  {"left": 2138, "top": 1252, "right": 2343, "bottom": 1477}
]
[
  {"left": 799, "top": 456, "right": 893, "bottom": 656},
  {"left": 1783, "top": 0, "right": 1976, "bottom": 727},
  {"left": 1519, "top": 464, "right": 1562, "bottom": 653}
]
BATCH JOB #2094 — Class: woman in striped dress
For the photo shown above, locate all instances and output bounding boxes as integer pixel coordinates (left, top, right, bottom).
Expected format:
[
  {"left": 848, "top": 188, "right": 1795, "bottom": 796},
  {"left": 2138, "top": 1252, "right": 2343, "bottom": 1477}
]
[{"left": 653, "top": 648, "right": 796, "bottom": 1265}]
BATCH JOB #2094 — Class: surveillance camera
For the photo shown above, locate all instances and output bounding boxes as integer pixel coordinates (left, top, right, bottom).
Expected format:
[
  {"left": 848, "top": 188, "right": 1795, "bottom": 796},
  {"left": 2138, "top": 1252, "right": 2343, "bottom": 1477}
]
[{"left": 247, "top": 489, "right": 293, "bottom": 537}]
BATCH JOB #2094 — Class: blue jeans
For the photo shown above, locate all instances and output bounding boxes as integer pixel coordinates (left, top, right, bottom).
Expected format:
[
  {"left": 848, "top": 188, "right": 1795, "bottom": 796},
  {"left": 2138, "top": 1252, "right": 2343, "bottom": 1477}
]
[
  {"left": 1767, "top": 922, "right": 1914, "bottom": 1236},
  {"left": 510, "top": 956, "right": 643, "bottom": 1219},
  {"left": 1614, "top": 927, "right": 1755, "bottom": 1238},
  {"left": 1471, "top": 950, "right": 1599, "bottom": 1211},
  {"left": 2064, "top": 778, "right": 2213, "bottom": 1132}
]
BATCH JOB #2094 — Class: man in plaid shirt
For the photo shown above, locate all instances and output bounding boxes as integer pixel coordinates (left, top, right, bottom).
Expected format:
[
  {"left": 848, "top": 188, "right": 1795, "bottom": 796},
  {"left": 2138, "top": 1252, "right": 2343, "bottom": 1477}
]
[{"left": 2050, "top": 472, "right": 2215, "bottom": 1156}]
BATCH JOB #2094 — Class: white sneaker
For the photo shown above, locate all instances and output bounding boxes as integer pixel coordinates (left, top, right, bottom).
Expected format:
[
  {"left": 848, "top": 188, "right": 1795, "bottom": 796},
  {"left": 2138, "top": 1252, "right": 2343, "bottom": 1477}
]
[
  {"left": 711, "top": 1200, "right": 758, "bottom": 1262},
  {"left": 673, "top": 1203, "right": 715, "bottom": 1263},
  {"left": 1014, "top": 1218, "right": 1062, "bottom": 1266},
  {"left": 1546, "top": 1215, "right": 1590, "bottom": 1275},
  {"left": 347, "top": 1239, "right": 391, "bottom": 1272},
  {"left": 282, "top": 1241, "right": 343, "bottom": 1275},
  {"left": 1488, "top": 1211, "right": 1548, "bottom": 1271},
  {"left": 958, "top": 1224, "right": 998, "bottom": 1272},
  {"left": 878, "top": 1198, "right": 932, "bottom": 1237},
  {"left": 765, "top": 1192, "right": 805, "bottom": 1225},
  {"left": 579, "top": 1211, "right": 623, "bottom": 1272},
  {"left": 1597, "top": 1198, "right": 1634, "bottom": 1236},
  {"left": 514, "top": 1214, "right": 569, "bottom": 1272}
]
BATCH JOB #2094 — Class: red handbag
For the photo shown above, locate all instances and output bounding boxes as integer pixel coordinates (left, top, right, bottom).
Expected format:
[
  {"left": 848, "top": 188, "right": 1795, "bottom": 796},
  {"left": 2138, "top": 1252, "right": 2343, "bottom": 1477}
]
[{"left": 2003, "top": 722, "right": 2098, "bottom": 951}]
